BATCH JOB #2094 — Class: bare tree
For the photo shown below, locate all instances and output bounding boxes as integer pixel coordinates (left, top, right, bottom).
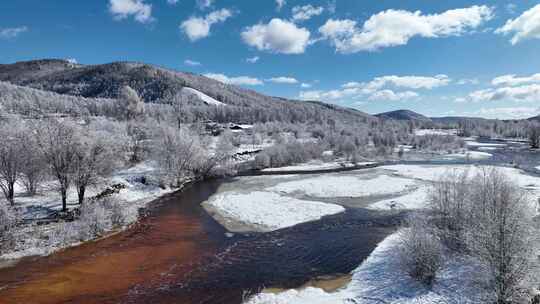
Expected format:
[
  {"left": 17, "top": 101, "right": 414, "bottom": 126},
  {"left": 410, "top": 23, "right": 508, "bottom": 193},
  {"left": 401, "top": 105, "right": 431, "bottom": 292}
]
[
  {"left": 0, "top": 120, "right": 26, "bottom": 205},
  {"left": 19, "top": 126, "right": 47, "bottom": 195},
  {"left": 155, "top": 126, "right": 203, "bottom": 187},
  {"left": 72, "top": 130, "right": 115, "bottom": 205},
  {"left": 119, "top": 86, "right": 145, "bottom": 121},
  {"left": 428, "top": 169, "right": 471, "bottom": 251},
  {"left": 528, "top": 124, "right": 540, "bottom": 149},
  {"left": 467, "top": 169, "right": 535, "bottom": 304},
  {"left": 36, "top": 120, "right": 79, "bottom": 212}
]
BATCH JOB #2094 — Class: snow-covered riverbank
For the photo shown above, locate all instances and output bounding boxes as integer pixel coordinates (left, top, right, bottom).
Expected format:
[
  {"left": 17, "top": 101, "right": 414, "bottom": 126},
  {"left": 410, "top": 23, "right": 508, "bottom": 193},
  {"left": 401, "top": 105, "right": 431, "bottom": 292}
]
[
  {"left": 246, "top": 231, "right": 492, "bottom": 304},
  {"left": 0, "top": 162, "right": 175, "bottom": 262}
]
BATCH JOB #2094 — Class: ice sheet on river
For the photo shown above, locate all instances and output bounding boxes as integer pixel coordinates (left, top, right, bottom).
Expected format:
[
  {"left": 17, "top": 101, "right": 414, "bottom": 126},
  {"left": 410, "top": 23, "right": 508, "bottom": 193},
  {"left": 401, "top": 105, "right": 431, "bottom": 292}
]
[{"left": 203, "top": 191, "right": 345, "bottom": 232}]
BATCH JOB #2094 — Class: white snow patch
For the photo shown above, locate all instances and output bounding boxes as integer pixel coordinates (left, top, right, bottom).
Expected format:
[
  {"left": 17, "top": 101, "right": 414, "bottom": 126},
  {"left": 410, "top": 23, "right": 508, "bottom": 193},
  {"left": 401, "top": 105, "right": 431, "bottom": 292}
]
[
  {"left": 465, "top": 141, "right": 506, "bottom": 147},
  {"left": 263, "top": 161, "right": 373, "bottom": 172},
  {"left": 267, "top": 175, "right": 416, "bottom": 198},
  {"left": 203, "top": 191, "right": 344, "bottom": 232},
  {"left": 446, "top": 151, "right": 492, "bottom": 160},
  {"left": 181, "top": 87, "right": 226, "bottom": 106},
  {"left": 414, "top": 129, "right": 457, "bottom": 136},
  {"left": 477, "top": 146, "right": 498, "bottom": 151},
  {"left": 369, "top": 186, "right": 430, "bottom": 210}
]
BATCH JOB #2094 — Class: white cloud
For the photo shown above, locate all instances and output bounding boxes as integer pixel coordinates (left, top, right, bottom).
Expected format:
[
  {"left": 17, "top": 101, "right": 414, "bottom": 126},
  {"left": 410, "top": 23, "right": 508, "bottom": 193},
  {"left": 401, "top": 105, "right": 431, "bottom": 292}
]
[
  {"left": 204, "top": 73, "right": 263, "bottom": 86},
  {"left": 368, "top": 90, "right": 418, "bottom": 101},
  {"left": 291, "top": 5, "right": 324, "bottom": 23},
  {"left": 299, "top": 74, "right": 449, "bottom": 103},
  {"left": 0, "top": 26, "right": 28, "bottom": 39},
  {"left": 300, "top": 83, "right": 312, "bottom": 88},
  {"left": 197, "top": 0, "right": 213, "bottom": 10},
  {"left": 319, "top": 5, "right": 493, "bottom": 53},
  {"left": 276, "top": 0, "right": 286, "bottom": 11},
  {"left": 468, "top": 84, "right": 540, "bottom": 102},
  {"left": 496, "top": 4, "right": 540, "bottom": 44},
  {"left": 181, "top": 9, "right": 232, "bottom": 41},
  {"left": 344, "top": 75, "right": 450, "bottom": 91},
  {"left": 491, "top": 73, "right": 540, "bottom": 86},
  {"left": 241, "top": 18, "right": 310, "bottom": 54},
  {"left": 476, "top": 107, "right": 540, "bottom": 119},
  {"left": 167, "top": 0, "right": 179, "bottom": 5},
  {"left": 109, "top": 0, "right": 154, "bottom": 23},
  {"left": 184, "top": 59, "right": 202, "bottom": 66},
  {"left": 246, "top": 56, "right": 260, "bottom": 63},
  {"left": 267, "top": 77, "right": 299, "bottom": 84}
]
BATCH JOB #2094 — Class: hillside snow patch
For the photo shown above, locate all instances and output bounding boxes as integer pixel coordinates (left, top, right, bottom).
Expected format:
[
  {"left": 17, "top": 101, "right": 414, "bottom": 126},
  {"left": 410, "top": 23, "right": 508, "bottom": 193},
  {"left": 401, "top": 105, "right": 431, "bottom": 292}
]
[{"left": 181, "top": 87, "right": 226, "bottom": 106}]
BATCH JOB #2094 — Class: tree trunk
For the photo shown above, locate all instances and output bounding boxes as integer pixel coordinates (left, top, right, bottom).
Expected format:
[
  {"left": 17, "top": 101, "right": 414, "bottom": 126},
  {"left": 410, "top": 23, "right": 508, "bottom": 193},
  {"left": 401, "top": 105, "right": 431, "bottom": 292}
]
[
  {"left": 61, "top": 188, "right": 67, "bottom": 212},
  {"left": 77, "top": 185, "right": 86, "bottom": 205},
  {"left": 8, "top": 182, "right": 14, "bottom": 206}
]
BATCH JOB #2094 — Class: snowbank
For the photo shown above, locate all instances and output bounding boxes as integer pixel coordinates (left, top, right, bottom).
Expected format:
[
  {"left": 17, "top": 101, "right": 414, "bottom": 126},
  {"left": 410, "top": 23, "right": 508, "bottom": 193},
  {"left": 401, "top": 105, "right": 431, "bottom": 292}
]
[
  {"left": 246, "top": 232, "right": 492, "bottom": 304},
  {"left": 369, "top": 187, "right": 429, "bottom": 210},
  {"left": 267, "top": 174, "right": 416, "bottom": 198},
  {"left": 383, "top": 164, "right": 540, "bottom": 187},
  {"left": 446, "top": 151, "right": 492, "bottom": 160},
  {"left": 465, "top": 141, "right": 506, "bottom": 147},
  {"left": 414, "top": 129, "right": 457, "bottom": 136},
  {"left": 202, "top": 191, "right": 345, "bottom": 232},
  {"left": 262, "top": 161, "right": 373, "bottom": 172}
]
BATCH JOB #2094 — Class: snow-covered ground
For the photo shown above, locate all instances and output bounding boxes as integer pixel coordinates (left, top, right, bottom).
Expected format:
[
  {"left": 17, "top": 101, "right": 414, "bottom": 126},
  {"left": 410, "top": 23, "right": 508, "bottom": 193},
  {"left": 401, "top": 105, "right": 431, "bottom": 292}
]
[
  {"left": 267, "top": 174, "right": 417, "bottom": 198},
  {"left": 1, "top": 162, "right": 174, "bottom": 261},
  {"left": 262, "top": 161, "right": 373, "bottom": 172},
  {"left": 369, "top": 186, "right": 430, "bottom": 210},
  {"left": 465, "top": 141, "right": 506, "bottom": 147},
  {"left": 445, "top": 150, "right": 492, "bottom": 160},
  {"left": 383, "top": 164, "right": 540, "bottom": 210},
  {"left": 414, "top": 129, "right": 458, "bottom": 136},
  {"left": 203, "top": 191, "right": 344, "bottom": 232},
  {"left": 246, "top": 231, "right": 492, "bottom": 304}
]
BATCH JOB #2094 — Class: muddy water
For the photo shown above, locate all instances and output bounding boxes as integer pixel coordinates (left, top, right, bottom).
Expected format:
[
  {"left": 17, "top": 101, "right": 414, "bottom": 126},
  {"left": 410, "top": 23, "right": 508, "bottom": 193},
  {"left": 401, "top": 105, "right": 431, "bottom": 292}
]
[{"left": 0, "top": 177, "right": 402, "bottom": 304}]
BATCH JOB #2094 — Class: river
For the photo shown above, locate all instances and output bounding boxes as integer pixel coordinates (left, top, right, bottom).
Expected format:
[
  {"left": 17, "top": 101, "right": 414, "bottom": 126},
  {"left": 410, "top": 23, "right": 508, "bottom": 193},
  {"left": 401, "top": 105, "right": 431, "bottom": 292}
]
[{"left": 0, "top": 175, "right": 401, "bottom": 304}]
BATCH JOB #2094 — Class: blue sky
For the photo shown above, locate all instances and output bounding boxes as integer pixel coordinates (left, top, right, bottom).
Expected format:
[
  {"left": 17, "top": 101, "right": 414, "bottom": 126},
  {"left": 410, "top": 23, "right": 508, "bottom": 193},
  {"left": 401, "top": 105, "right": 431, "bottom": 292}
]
[{"left": 1, "top": 0, "right": 540, "bottom": 119}]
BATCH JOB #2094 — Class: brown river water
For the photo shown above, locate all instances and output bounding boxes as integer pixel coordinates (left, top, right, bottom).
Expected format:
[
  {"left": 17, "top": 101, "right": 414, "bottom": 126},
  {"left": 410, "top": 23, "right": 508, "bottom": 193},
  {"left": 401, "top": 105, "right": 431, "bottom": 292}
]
[{"left": 0, "top": 177, "right": 402, "bottom": 304}]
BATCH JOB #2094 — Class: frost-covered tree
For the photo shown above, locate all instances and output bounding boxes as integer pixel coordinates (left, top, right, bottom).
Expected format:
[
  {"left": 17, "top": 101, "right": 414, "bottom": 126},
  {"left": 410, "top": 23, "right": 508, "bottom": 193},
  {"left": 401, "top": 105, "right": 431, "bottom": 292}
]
[
  {"left": 36, "top": 120, "right": 79, "bottom": 212},
  {"left": 528, "top": 124, "right": 540, "bottom": 149},
  {"left": 0, "top": 120, "right": 26, "bottom": 205},
  {"left": 19, "top": 125, "right": 47, "bottom": 195},
  {"left": 119, "top": 85, "right": 145, "bottom": 120},
  {"left": 399, "top": 214, "right": 443, "bottom": 286},
  {"left": 155, "top": 126, "right": 203, "bottom": 187},
  {"left": 72, "top": 129, "right": 115, "bottom": 205},
  {"left": 467, "top": 169, "right": 535, "bottom": 303}
]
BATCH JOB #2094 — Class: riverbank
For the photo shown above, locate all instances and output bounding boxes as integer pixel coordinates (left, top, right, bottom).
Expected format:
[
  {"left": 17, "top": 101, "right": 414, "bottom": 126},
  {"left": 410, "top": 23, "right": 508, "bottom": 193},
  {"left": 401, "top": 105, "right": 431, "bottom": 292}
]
[{"left": 0, "top": 162, "right": 178, "bottom": 263}]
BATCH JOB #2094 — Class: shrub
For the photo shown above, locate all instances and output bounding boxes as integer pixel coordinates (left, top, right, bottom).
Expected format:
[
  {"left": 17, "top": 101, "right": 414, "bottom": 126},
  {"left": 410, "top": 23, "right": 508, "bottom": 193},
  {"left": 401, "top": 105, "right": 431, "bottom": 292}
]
[{"left": 399, "top": 214, "right": 443, "bottom": 286}]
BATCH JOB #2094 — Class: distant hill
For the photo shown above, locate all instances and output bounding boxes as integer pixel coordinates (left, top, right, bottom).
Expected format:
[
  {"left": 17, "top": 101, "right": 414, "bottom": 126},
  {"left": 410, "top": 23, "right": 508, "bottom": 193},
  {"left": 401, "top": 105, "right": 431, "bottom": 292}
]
[
  {"left": 0, "top": 59, "right": 375, "bottom": 124},
  {"left": 375, "top": 109, "right": 431, "bottom": 122},
  {"left": 528, "top": 115, "right": 540, "bottom": 122}
]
